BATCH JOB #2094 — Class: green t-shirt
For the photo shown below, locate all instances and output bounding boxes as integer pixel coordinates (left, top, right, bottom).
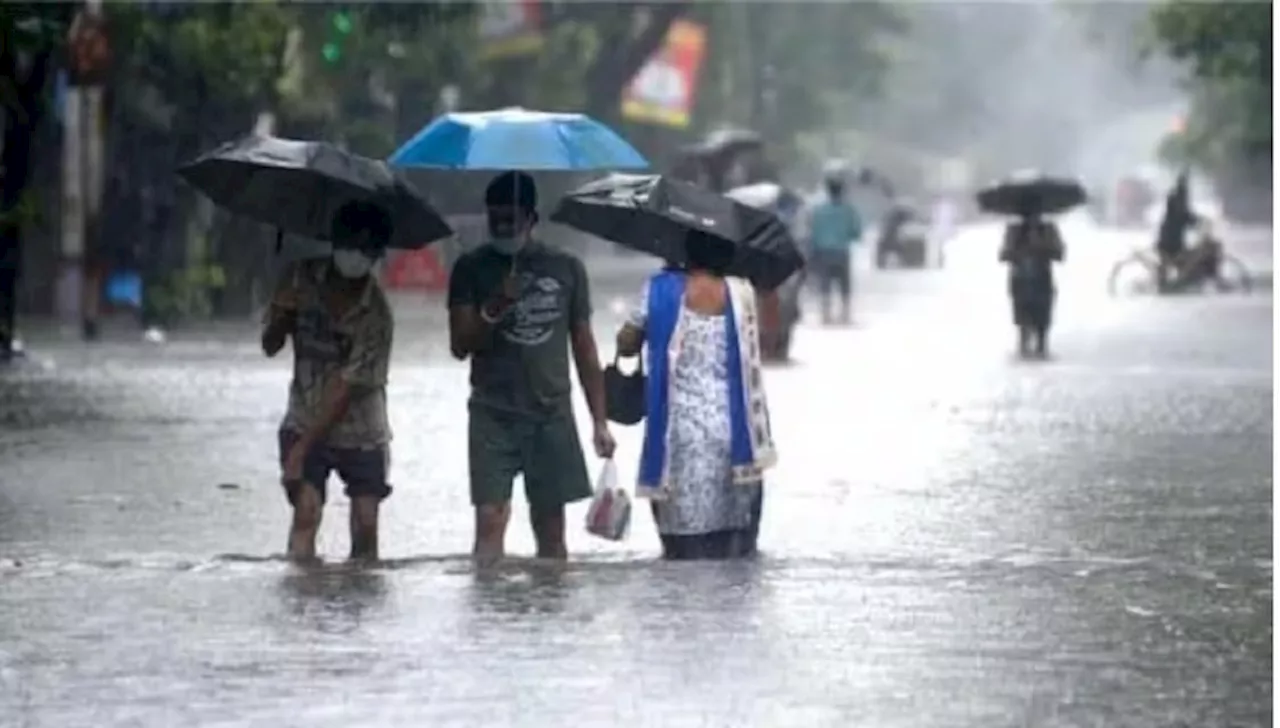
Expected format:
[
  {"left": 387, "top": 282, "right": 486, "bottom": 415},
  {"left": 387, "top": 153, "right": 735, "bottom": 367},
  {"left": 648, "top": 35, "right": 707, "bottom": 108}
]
[{"left": 447, "top": 242, "right": 591, "bottom": 417}]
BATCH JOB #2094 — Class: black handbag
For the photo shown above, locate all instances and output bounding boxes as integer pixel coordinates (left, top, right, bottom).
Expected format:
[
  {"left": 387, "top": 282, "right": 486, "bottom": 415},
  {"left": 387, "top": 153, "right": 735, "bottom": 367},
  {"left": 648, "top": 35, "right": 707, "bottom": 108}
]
[{"left": 604, "top": 353, "right": 646, "bottom": 425}]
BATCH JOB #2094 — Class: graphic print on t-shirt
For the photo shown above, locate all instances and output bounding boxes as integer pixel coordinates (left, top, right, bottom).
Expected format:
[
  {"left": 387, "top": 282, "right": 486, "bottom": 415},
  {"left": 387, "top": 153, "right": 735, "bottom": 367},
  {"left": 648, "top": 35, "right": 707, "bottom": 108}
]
[{"left": 501, "top": 272, "right": 565, "bottom": 347}]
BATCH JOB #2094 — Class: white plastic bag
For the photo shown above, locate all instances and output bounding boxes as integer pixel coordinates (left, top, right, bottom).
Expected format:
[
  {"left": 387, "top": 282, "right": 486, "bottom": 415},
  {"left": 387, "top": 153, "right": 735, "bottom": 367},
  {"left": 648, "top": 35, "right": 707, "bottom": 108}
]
[{"left": 585, "top": 459, "right": 631, "bottom": 541}]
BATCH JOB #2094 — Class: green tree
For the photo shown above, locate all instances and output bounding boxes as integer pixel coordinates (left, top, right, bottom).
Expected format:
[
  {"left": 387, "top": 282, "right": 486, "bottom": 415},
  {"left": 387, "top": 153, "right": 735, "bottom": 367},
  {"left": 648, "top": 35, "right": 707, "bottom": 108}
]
[
  {"left": 1147, "top": 1, "right": 1271, "bottom": 217},
  {"left": 0, "top": 3, "right": 71, "bottom": 358},
  {"left": 283, "top": 4, "right": 479, "bottom": 156}
]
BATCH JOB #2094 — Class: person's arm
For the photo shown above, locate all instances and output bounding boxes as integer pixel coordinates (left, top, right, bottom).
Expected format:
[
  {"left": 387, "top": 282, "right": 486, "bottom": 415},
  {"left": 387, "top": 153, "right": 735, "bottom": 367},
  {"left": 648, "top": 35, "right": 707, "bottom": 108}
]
[
  {"left": 567, "top": 258, "right": 607, "bottom": 428},
  {"left": 846, "top": 205, "right": 863, "bottom": 245},
  {"left": 1046, "top": 224, "right": 1065, "bottom": 262},
  {"left": 998, "top": 226, "right": 1016, "bottom": 262},
  {"left": 294, "top": 301, "right": 393, "bottom": 452},
  {"left": 615, "top": 280, "right": 650, "bottom": 357},
  {"left": 261, "top": 264, "right": 299, "bottom": 357},
  {"left": 447, "top": 255, "right": 511, "bottom": 360}
]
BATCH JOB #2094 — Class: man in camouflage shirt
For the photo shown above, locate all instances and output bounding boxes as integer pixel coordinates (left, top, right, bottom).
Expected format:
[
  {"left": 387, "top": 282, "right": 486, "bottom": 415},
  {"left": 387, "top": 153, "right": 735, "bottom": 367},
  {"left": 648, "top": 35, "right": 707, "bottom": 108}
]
[{"left": 262, "top": 201, "right": 395, "bottom": 562}]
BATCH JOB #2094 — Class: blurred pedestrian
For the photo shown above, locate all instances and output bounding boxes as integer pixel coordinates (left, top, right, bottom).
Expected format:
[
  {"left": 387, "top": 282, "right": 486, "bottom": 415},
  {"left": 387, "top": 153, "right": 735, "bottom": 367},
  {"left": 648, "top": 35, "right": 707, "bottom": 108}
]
[
  {"left": 1154, "top": 171, "right": 1198, "bottom": 291},
  {"left": 615, "top": 229, "right": 776, "bottom": 560},
  {"left": 447, "top": 171, "right": 615, "bottom": 565},
  {"left": 261, "top": 201, "right": 396, "bottom": 562},
  {"left": 929, "top": 194, "right": 959, "bottom": 267},
  {"left": 806, "top": 172, "right": 863, "bottom": 323},
  {"left": 999, "top": 211, "right": 1064, "bottom": 358}
]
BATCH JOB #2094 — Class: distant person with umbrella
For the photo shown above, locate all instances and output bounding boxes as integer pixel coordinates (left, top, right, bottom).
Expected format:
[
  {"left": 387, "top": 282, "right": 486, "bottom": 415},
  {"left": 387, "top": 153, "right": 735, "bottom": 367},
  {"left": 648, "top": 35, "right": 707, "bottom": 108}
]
[
  {"left": 998, "top": 210, "right": 1064, "bottom": 357},
  {"left": 806, "top": 171, "right": 863, "bottom": 324},
  {"left": 179, "top": 134, "right": 453, "bottom": 561},
  {"left": 979, "top": 172, "right": 1081, "bottom": 358},
  {"left": 552, "top": 174, "right": 802, "bottom": 559},
  {"left": 446, "top": 172, "right": 616, "bottom": 564}
]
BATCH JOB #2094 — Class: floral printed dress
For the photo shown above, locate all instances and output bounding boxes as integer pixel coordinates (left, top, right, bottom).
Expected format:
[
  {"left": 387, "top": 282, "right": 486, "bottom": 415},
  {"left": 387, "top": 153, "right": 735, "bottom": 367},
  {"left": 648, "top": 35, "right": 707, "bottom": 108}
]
[{"left": 630, "top": 289, "right": 763, "bottom": 556}]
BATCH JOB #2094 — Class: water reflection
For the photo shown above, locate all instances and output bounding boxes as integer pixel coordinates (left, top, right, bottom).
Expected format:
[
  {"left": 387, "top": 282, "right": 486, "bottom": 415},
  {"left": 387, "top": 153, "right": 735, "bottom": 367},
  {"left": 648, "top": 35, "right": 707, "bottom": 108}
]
[
  {"left": 275, "top": 563, "right": 390, "bottom": 634},
  {"left": 466, "top": 559, "right": 574, "bottom": 617}
]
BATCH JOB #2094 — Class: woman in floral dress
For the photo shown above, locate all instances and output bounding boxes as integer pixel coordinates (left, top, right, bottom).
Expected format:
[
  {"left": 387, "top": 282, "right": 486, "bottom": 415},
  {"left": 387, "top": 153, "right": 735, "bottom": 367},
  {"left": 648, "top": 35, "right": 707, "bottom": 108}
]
[{"left": 615, "top": 231, "right": 775, "bottom": 560}]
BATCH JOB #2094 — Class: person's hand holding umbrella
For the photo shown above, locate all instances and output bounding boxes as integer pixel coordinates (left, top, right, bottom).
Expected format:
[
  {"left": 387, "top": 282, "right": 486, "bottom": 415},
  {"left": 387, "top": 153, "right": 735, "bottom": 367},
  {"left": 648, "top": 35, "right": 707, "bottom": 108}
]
[{"left": 260, "top": 271, "right": 303, "bottom": 357}]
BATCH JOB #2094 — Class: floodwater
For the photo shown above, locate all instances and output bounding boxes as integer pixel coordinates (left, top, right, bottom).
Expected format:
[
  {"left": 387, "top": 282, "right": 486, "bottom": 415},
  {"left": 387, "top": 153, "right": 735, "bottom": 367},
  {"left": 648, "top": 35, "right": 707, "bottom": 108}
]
[{"left": 1, "top": 221, "right": 1272, "bottom": 727}]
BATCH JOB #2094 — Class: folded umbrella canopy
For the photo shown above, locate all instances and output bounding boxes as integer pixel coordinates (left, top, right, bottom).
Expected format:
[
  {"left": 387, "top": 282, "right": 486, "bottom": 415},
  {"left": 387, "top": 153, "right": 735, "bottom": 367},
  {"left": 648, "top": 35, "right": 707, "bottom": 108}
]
[
  {"left": 551, "top": 174, "right": 804, "bottom": 291},
  {"left": 388, "top": 107, "right": 649, "bottom": 171},
  {"left": 682, "top": 127, "right": 764, "bottom": 158},
  {"left": 977, "top": 171, "right": 1086, "bottom": 217},
  {"left": 177, "top": 134, "right": 453, "bottom": 249}
]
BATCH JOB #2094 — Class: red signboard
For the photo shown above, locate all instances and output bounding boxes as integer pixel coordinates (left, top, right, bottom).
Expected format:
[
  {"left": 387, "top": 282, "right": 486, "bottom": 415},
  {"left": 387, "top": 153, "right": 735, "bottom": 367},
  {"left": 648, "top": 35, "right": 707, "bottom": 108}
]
[{"left": 384, "top": 248, "right": 447, "bottom": 292}]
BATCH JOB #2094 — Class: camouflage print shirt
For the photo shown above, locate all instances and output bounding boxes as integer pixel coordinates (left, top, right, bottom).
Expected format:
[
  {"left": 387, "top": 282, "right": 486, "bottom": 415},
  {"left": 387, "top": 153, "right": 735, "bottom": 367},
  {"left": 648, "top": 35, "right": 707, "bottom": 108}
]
[{"left": 272, "top": 260, "right": 394, "bottom": 449}]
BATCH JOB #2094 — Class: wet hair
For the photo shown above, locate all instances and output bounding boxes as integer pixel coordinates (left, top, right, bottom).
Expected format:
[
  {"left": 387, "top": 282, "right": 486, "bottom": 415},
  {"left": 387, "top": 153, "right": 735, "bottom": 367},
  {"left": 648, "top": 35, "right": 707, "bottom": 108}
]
[
  {"left": 331, "top": 200, "right": 391, "bottom": 250},
  {"left": 485, "top": 170, "right": 538, "bottom": 213},
  {"left": 683, "top": 228, "right": 735, "bottom": 276}
]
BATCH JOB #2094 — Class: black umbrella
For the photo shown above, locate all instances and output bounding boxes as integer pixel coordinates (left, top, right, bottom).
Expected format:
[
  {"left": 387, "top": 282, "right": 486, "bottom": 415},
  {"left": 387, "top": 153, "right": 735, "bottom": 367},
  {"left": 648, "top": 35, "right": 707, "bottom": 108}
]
[
  {"left": 550, "top": 174, "right": 804, "bottom": 291},
  {"left": 177, "top": 134, "right": 453, "bottom": 249},
  {"left": 976, "top": 172, "right": 1086, "bottom": 216}
]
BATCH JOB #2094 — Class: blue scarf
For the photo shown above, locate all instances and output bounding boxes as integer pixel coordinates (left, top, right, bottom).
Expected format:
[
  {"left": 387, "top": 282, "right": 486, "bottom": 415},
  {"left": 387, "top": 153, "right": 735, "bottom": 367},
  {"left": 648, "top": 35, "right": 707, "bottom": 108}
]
[{"left": 638, "top": 271, "right": 757, "bottom": 493}]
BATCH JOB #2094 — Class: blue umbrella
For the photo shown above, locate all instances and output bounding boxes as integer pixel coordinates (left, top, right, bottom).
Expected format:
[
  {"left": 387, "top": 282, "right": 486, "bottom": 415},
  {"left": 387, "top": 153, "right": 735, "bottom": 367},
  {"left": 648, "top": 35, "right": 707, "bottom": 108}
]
[{"left": 388, "top": 107, "right": 649, "bottom": 171}]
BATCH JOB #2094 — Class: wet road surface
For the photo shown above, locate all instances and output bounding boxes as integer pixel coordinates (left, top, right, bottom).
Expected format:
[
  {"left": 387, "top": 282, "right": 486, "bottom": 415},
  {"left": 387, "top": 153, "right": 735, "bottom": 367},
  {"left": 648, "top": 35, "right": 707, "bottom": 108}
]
[{"left": 0, "top": 222, "right": 1272, "bottom": 727}]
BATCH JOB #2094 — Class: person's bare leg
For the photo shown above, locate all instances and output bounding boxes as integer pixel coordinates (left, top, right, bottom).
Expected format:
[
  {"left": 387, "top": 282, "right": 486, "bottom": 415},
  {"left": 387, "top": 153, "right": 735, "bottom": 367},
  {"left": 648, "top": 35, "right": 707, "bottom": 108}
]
[
  {"left": 287, "top": 483, "right": 323, "bottom": 562},
  {"left": 1017, "top": 326, "right": 1033, "bottom": 357},
  {"left": 349, "top": 496, "right": 380, "bottom": 562},
  {"left": 839, "top": 269, "right": 852, "bottom": 324},
  {"left": 1034, "top": 324, "right": 1049, "bottom": 358},
  {"left": 531, "top": 504, "right": 568, "bottom": 560},
  {"left": 473, "top": 502, "right": 511, "bottom": 566}
]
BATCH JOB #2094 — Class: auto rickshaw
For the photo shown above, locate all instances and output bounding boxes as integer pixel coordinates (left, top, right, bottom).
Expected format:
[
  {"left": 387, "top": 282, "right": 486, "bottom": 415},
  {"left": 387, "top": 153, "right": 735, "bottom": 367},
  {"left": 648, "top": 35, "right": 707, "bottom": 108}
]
[{"left": 875, "top": 198, "right": 930, "bottom": 269}]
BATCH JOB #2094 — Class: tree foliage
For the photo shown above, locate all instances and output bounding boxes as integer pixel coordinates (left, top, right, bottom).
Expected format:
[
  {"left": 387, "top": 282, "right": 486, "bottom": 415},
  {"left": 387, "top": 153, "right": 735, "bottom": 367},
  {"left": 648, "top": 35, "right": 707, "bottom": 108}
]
[
  {"left": 1148, "top": 1, "right": 1271, "bottom": 176},
  {"left": 691, "top": 0, "right": 902, "bottom": 168}
]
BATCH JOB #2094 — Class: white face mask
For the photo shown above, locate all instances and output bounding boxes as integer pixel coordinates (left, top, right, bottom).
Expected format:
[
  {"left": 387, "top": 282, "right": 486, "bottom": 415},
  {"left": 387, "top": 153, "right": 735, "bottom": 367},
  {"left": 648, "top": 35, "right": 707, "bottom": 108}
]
[{"left": 333, "top": 249, "right": 375, "bottom": 279}]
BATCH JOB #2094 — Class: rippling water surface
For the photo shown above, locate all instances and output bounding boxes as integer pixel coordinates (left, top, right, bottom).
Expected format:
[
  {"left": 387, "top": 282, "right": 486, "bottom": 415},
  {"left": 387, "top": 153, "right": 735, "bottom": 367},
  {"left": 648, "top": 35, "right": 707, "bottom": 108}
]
[{"left": 1, "top": 237, "right": 1272, "bottom": 726}]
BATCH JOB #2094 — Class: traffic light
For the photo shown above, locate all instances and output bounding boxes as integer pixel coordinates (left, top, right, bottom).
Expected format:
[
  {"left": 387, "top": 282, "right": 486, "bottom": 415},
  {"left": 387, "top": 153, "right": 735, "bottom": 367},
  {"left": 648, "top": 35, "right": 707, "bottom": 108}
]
[{"left": 321, "top": 10, "right": 353, "bottom": 65}]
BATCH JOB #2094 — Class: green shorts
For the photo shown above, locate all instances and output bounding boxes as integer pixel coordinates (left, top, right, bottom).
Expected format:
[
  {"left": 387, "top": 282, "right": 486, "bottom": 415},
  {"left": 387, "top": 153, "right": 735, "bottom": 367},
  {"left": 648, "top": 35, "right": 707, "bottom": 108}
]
[{"left": 468, "top": 403, "right": 593, "bottom": 511}]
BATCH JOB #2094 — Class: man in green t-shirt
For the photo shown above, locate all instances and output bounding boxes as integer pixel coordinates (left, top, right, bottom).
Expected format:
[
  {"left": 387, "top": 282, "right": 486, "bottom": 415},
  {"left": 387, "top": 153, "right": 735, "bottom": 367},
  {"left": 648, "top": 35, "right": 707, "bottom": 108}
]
[{"left": 448, "top": 171, "right": 616, "bottom": 563}]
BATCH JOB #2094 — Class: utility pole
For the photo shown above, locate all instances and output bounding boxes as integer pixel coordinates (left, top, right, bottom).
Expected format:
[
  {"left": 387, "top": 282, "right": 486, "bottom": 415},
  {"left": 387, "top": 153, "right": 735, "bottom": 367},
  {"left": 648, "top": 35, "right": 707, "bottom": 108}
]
[
  {"left": 58, "top": 61, "right": 85, "bottom": 330},
  {"left": 81, "top": 0, "right": 105, "bottom": 340},
  {"left": 60, "top": 0, "right": 108, "bottom": 339}
]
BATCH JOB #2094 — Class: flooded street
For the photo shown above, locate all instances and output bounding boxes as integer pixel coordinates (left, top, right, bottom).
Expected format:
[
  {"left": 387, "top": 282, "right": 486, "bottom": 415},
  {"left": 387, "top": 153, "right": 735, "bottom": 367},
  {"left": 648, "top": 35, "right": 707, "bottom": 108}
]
[{"left": 1, "top": 224, "right": 1272, "bottom": 727}]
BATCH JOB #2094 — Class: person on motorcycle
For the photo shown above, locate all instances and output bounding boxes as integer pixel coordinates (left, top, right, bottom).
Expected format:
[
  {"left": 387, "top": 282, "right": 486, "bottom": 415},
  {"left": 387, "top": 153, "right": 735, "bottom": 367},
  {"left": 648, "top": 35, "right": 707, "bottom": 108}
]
[
  {"left": 1155, "top": 172, "right": 1198, "bottom": 291},
  {"left": 806, "top": 173, "right": 863, "bottom": 324},
  {"left": 999, "top": 210, "right": 1064, "bottom": 358}
]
